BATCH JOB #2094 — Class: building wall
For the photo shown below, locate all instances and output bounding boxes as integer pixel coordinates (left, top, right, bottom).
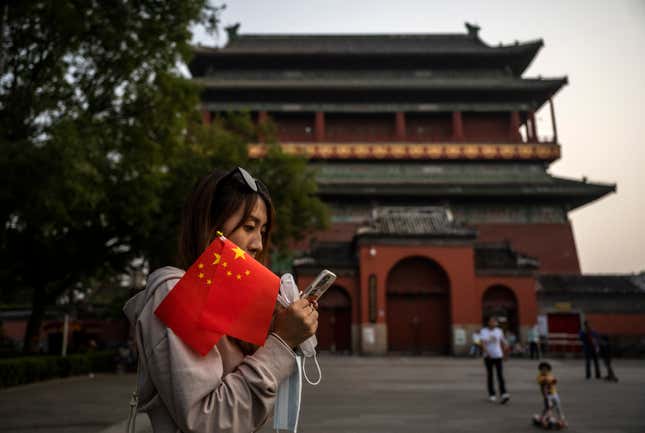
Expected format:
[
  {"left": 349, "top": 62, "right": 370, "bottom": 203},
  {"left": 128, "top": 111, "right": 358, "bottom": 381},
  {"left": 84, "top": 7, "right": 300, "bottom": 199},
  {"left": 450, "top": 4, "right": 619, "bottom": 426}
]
[
  {"left": 295, "top": 273, "right": 361, "bottom": 353},
  {"left": 406, "top": 113, "right": 452, "bottom": 142},
  {"left": 476, "top": 223, "right": 581, "bottom": 274},
  {"left": 462, "top": 112, "right": 512, "bottom": 142},
  {"left": 290, "top": 221, "right": 360, "bottom": 250},
  {"left": 273, "top": 112, "right": 314, "bottom": 142},
  {"left": 583, "top": 313, "right": 645, "bottom": 335},
  {"left": 536, "top": 292, "right": 645, "bottom": 355},
  {"left": 475, "top": 275, "right": 538, "bottom": 345},
  {"left": 265, "top": 111, "right": 521, "bottom": 144},
  {"left": 326, "top": 113, "right": 395, "bottom": 142},
  {"left": 357, "top": 242, "right": 478, "bottom": 355},
  {"left": 1, "top": 317, "right": 128, "bottom": 353}
]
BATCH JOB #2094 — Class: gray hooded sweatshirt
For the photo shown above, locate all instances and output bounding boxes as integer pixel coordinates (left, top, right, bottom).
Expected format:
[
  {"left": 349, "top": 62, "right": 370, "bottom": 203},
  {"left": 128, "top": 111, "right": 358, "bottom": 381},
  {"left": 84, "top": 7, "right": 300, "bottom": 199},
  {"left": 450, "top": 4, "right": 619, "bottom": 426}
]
[{"left": 123, "top": 266, "right": 296, "bottom": 433}]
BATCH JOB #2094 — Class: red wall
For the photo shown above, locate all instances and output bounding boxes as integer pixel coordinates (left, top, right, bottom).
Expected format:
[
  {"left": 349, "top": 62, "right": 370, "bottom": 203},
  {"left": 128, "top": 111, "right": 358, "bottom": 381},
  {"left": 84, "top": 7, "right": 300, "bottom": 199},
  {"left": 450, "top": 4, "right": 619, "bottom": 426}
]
[
  {"left": 462, "top": 112, "right": 511, "bottom": 142},
  {"left": 326, "top": 113, "right": 394, "bottom": 142},
  {"left": 296, "top": 274, "right": 360, "bottom": 325},
  {"left": 585, "top": 314, "right": 645, "bottom": 335},
  {"left": 273, "top": 113, "right": 314, "bottom": 142},
  {"left": 266, "top": 111, "right": 520, "bottom": 143},
  {"left": 291, "top": 222, "right": 361, "bottom": 250},
  {"left": 358, "top": 243, "right": 478, "bottom": 325},
  {"left": 476, "top": 223, "right": 581, "bottom": 274},
  {"left": 406, "top": 113, "right": 452, "bottom": 142},
  {"left": 476, "top": 276, "right": 538, "bottom": 327}
]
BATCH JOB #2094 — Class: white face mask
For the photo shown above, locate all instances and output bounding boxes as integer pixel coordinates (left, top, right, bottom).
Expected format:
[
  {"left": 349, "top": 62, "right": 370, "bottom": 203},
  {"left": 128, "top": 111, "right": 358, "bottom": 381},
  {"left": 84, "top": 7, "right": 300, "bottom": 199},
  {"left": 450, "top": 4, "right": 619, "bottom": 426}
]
[
  {"left": 273, "top": 355, "right": 303, "bottom": 433},
  {"left": 273, "top": 275, "right": 324, "bottom": 433}
]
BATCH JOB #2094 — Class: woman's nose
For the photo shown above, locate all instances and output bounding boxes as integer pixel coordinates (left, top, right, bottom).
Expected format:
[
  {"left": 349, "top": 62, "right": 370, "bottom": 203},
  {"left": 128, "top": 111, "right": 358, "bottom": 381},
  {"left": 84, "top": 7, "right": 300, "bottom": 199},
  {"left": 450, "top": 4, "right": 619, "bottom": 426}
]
[{"left": 248, "top": 234, "right": 263, "bottom": 256}]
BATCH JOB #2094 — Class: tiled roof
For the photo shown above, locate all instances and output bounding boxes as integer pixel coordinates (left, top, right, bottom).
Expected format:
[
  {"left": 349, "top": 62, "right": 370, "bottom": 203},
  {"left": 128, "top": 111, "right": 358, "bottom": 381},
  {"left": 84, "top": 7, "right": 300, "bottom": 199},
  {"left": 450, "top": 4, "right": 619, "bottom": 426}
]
[
  {"left": 357, "top": 207, "right": 475, "bottom": 237},
  {"left": 215, "top": 32, "right": 542, "bottom": 57},
  {"left": 538, "top": 274, "right": 645, "bottom": 294},
  {"left": 193, "top": 76, "right": 565, "bottom": 93},
  {"left": 293, "top": 242, "right": 357, "bottom": 269},
  {"left": 190, "top": 24, "right": 545, "bottom": 77},
  {"left": 474, "top": 242, "right": 539, "bottom": 272},
  {"left": 313, "top": 164, "right": 615, "bottom": 211}
]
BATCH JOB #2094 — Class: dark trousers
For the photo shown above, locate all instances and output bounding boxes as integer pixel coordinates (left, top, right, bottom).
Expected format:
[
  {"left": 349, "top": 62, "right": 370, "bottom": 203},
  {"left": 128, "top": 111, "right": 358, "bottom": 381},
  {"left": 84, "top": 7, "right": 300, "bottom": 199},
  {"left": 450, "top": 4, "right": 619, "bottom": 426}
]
[
  {"left": 529, "top": 342, "right": 540, "bottom": 359},
  {"left": 484, "top": 357, "right": 507, "bottom": 396},
  {"left": 585, "top": 350, "right": 601, "bottom": 379}
]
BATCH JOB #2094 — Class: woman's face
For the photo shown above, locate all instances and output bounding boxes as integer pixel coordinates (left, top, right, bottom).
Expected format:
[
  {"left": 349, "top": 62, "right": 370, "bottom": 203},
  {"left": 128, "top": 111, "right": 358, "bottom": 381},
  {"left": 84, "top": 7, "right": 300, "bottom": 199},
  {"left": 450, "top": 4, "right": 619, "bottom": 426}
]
[{"left": 222, "top": 196, "right": 268, "bottom": 259}]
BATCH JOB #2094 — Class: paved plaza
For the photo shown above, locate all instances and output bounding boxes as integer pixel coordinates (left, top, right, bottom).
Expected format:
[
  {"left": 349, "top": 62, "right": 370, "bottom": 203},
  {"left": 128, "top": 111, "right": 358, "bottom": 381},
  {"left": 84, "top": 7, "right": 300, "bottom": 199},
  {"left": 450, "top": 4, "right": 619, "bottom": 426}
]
[{"left": 0, "top": 356, "right": 643, "bottom": 433}]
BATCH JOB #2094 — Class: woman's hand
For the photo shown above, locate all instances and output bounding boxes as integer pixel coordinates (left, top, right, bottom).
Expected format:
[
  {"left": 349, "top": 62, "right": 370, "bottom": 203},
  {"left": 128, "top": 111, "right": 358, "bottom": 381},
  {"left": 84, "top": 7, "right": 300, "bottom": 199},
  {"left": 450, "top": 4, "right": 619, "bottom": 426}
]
[{"left": 273, "top": 299, "right": 318, "bottom": 348}]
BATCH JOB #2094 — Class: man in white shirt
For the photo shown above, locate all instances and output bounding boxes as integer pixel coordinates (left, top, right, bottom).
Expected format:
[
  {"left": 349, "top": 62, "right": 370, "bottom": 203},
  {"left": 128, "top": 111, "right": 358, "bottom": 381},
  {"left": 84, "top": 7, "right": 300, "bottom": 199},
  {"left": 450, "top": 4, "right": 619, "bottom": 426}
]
[{"left": 480, "top": 316, "right": 510, "bottom": 403}]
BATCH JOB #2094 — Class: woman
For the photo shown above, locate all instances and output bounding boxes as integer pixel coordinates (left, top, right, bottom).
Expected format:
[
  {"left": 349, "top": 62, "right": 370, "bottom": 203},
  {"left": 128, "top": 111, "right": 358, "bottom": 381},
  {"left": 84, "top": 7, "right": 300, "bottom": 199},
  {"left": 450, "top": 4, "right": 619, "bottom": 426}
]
[
  {"left": 124, "top": 167, "right": 318, "bottom": 433},
  {"left": 480, "top": 316, "right": 510, "bottom": 404}
]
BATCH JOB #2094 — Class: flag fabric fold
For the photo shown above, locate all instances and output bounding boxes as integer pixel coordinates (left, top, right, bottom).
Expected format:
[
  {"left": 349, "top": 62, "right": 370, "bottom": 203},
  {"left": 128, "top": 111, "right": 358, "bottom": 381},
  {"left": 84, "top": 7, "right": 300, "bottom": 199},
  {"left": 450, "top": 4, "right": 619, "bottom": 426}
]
[
  {"left": 153, "top": 270, "right": 223, "bottom": 356},
  {"left": 199, "top": 236, "right": 280, "bottom": 346},
  {"left": 154, "top": 235, "right": 280, "bottom": 355}
]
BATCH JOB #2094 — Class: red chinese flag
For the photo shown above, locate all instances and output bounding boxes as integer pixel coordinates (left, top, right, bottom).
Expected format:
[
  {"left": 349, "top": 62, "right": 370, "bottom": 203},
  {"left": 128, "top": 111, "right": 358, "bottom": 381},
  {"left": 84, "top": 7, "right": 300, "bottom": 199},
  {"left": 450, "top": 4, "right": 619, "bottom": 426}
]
[
  {"left": 198, "top": 236, "right": 280, "bottom": 346},
  {"left": 154, "top": 243, "right": 226, "bottom": 356}
]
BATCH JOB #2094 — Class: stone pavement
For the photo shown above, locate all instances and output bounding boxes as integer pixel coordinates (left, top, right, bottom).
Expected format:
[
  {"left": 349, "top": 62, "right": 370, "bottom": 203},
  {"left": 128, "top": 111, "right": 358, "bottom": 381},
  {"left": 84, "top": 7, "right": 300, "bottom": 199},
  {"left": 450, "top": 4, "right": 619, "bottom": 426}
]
[{"left": 1, "top": 356, "right": 643, "bottom": 433}]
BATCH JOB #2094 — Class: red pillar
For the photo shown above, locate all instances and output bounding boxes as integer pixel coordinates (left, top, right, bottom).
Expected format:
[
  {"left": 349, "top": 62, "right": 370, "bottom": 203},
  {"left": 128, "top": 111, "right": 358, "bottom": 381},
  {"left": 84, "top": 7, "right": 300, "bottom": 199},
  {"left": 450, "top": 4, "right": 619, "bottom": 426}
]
[
  {"left": 530, "top": 111, "right": 538, "bottom": 143},
  {"left": 549, "top": 99, "right": 558, "bottom": 144},
  {"left": 395, "top": 112, "right": 406, "bottom": 142},
  {"left": 315, "top": 111, "right": 325, "bottom": 142},
  {"left": 452, "top": 111, "right": 464, "bottom": 141},
  {"left": 257, "top": 111, "right": 268, "bottom": 143},
  {"left": 509, "top": 111, "right": 521, "bottom": 142},
  {"left": 201, "top": 110, "right": 212, "bottom": 125}
]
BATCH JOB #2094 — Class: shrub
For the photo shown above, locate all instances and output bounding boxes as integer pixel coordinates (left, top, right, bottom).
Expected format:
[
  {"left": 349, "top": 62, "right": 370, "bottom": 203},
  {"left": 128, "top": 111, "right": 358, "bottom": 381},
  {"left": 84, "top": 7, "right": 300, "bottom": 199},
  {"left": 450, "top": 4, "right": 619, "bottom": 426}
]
[{"left": 0, "top": 351, "right": 116, "bottom": 388}]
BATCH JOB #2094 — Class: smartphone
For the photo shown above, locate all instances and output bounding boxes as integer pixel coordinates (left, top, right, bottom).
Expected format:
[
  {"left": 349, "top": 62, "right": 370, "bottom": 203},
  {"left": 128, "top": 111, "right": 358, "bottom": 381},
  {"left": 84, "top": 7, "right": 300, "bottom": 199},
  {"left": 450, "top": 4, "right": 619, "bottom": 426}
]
[{"left": 302, "top": 269, "right": 337, "bottom": 302}]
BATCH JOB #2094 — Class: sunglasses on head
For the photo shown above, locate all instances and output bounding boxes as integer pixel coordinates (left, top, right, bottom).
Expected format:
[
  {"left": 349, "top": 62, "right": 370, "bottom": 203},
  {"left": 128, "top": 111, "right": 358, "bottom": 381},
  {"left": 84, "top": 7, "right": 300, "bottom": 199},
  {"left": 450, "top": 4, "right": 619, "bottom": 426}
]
[{"left": 222, "top": 166, "right": 269, "bottom": 195}]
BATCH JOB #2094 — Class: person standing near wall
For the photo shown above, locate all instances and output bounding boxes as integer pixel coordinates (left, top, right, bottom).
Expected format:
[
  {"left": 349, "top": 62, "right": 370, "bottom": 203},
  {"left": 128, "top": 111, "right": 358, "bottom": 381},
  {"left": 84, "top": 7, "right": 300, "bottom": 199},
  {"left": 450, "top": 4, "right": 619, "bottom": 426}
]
[
  {"left": 480, "top": 316, "right": 510, "bottom": 404},
  {"left": 579, "top": 321, "right": 601, "bottom": 380},
  {"left": 528, "top": 324, "right": 540, "bottom": 360}
]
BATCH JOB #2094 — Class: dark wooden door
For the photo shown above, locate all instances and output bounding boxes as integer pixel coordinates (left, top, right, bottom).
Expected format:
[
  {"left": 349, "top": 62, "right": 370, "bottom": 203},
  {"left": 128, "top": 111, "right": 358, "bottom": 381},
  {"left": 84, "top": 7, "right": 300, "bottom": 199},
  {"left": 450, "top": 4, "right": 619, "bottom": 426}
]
[
  {"left": 387, "top": 293, "right": 450, "bottom": 353},
  {"left": 386, "top": 257, "right": 451, "bottom": 354},
  {"left": 316, "top": 286, "right": 352, "bottom": 352}
]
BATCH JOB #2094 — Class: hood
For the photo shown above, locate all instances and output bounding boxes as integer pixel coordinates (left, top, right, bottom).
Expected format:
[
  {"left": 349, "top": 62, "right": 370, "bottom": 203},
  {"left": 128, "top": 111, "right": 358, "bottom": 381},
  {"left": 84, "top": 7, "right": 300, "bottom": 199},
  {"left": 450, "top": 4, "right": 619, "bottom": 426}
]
[
  {"left": 122, "top": 266, "right": 185, "bottom": 412},
  {"left": 123, "top": 266, "right": 185, "bottom": 325}
]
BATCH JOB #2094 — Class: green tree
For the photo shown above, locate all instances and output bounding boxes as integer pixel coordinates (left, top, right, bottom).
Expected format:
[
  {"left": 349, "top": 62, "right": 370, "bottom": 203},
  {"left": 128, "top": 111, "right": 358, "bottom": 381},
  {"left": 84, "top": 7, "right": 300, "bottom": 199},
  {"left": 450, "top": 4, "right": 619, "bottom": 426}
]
[{"left": 0, "top": 2, "right": 328, "bottom": 352}]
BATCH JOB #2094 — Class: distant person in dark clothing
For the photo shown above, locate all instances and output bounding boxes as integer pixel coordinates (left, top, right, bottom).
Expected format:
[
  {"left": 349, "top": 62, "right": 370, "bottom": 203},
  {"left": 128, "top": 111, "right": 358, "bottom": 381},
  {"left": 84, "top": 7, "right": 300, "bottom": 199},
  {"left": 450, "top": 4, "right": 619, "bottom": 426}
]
[
  {"left": 578, "top": 321, "right": 601, "bottom": 379},
  {"left": 528, "top": 324, "right": 540, "bottom": 360},
  {"left": 598, "top": 334, "right": 619, "bottom": 382}
]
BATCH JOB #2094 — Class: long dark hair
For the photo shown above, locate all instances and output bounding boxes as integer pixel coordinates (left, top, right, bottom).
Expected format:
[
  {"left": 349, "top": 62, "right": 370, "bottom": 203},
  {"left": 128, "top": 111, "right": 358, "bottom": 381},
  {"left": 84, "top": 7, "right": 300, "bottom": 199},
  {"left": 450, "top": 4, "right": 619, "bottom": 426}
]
[{"left": 178, "top": 168, "right": 275, "bottom": 270}]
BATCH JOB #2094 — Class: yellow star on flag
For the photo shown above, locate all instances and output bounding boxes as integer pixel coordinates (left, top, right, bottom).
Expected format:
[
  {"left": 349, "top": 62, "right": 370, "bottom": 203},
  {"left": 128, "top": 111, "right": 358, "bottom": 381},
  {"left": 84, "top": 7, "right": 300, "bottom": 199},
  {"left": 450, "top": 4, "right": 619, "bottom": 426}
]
[
  {"left": 198, "top": 272, "right": 204, "bottom": 279},
  {"left": 236, "top": 274, "right": 242, "bottom": 280},
  {"left": 212, "top": 253, "right": 221, "bottom": 265},
  {"left": 232, "top": 246, "right": 246, "bottom": 260},
  {"left": 206, "top": 279, "right": 212, "bottom": 285},
  {"left": 227, "top": 271, "right": 233, "bottom": 277},
  {"left": 245, "top": 270, "right": 250, "bottom": 276},
  {"left": 198, "top": 263, "right": 204, "bottom": 269}
]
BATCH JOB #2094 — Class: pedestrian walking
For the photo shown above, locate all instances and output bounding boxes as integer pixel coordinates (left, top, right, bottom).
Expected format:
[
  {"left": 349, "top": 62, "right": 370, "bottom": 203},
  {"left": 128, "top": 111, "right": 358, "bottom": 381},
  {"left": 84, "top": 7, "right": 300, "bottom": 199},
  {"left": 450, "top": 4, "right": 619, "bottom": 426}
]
[
  {"left": 578, "top": 321, "right": 601, "bottom": 379},
  {"left": 480, "top": 316, "right": 510, "bottom": 404},
  {"left": 598, "top": 334, "right": 619, "bottom": 382}
]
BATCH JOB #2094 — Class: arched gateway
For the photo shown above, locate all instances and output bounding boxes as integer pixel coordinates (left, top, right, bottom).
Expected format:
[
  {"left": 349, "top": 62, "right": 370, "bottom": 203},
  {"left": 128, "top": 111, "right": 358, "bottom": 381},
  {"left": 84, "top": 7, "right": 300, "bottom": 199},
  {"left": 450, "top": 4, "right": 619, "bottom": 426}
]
[
  {"left": 482, "top": 285, "right": 519, "bottom": 337},
  {"left": 386, "top": 256, "right": 451, "bottom": 354},
  {"left": 316, "top": 285, "right": 352, "bottom": 353}
]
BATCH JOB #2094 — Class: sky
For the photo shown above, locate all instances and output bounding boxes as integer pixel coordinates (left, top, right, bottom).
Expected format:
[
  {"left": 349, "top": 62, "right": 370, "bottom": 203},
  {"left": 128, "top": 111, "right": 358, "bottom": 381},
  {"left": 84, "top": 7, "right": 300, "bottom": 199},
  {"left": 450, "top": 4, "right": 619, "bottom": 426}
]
[{"left": 191, "top": 0, "right": 645, "bottom": 275}]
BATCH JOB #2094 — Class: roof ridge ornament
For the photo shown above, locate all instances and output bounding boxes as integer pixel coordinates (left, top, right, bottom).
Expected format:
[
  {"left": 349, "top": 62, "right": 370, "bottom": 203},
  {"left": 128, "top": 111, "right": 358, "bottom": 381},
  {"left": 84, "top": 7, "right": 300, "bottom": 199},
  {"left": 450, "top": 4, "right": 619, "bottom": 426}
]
[
  {"left": 225, "top": 23, "right": 241, "bottom": 43},
  {"left": 465, "top": 22, "right": 480, "bottom": 38}
]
